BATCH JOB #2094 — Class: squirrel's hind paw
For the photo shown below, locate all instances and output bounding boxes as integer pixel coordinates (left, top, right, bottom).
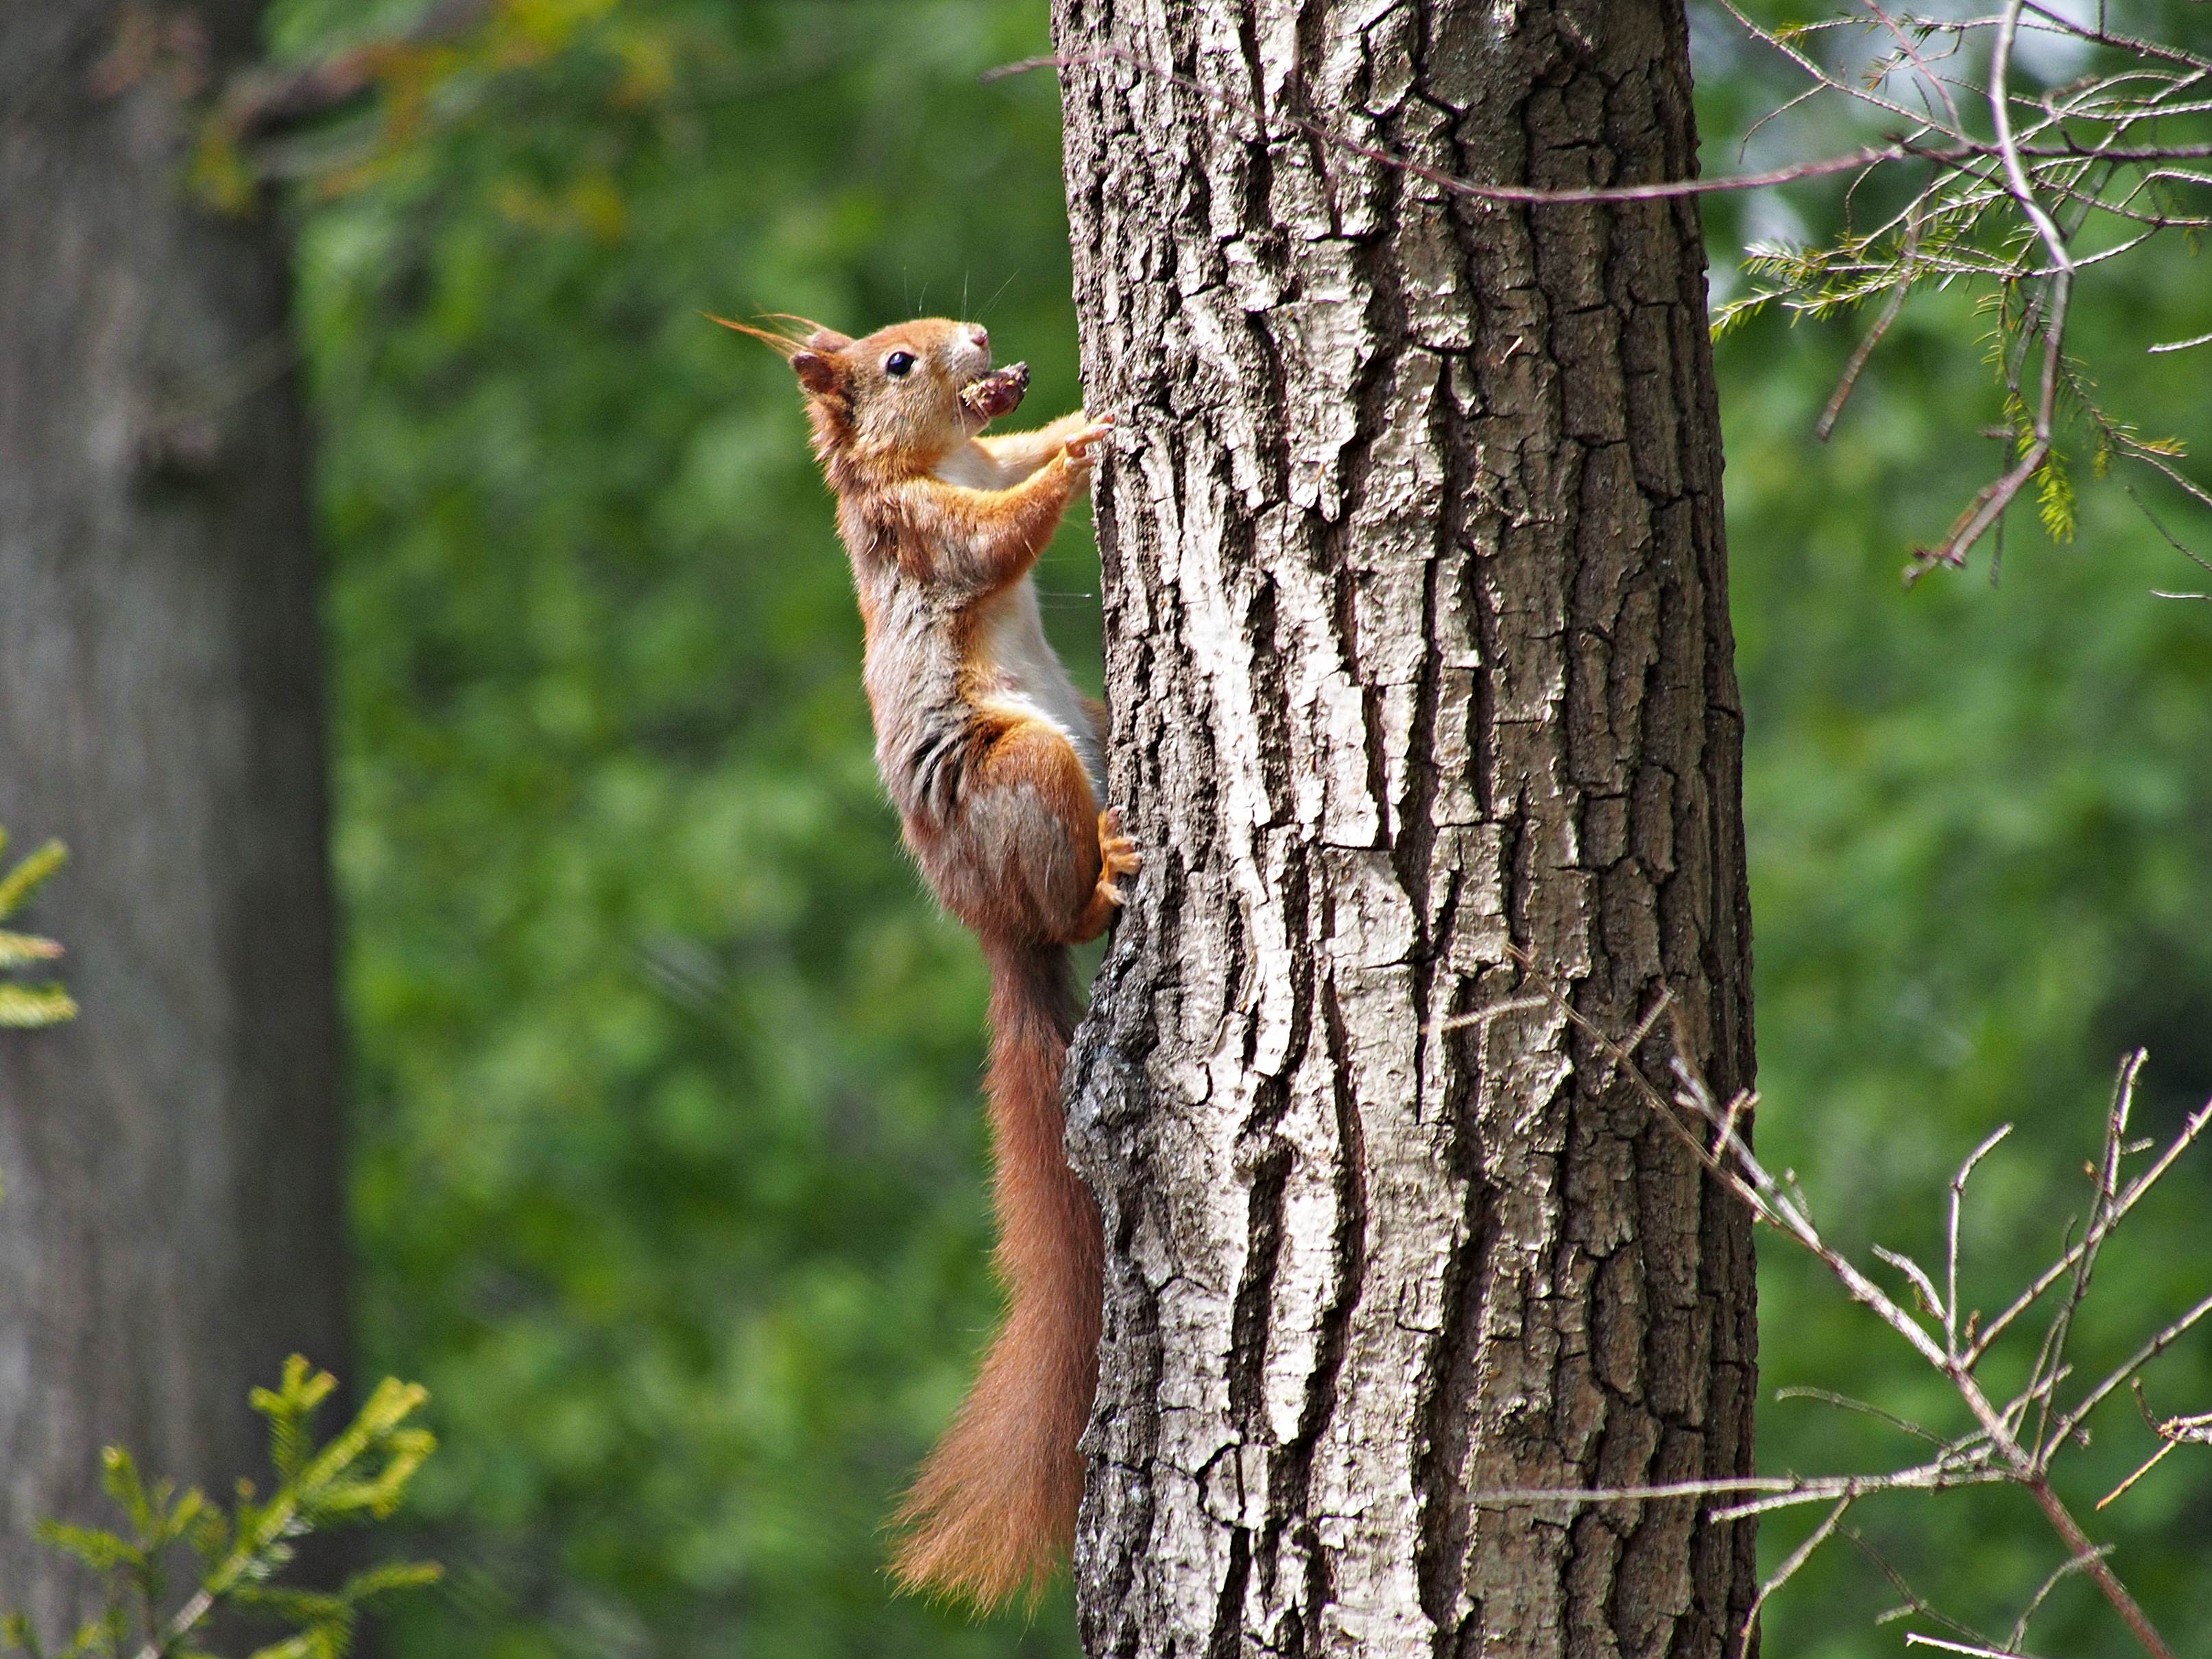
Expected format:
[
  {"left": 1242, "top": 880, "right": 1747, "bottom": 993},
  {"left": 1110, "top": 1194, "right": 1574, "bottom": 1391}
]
[
  {"left": 1066, "top": 809, "right": 1140, "bottom": 944},
  {"left": 1096, "top": 807, "right": 1140, "bottom": 905}
]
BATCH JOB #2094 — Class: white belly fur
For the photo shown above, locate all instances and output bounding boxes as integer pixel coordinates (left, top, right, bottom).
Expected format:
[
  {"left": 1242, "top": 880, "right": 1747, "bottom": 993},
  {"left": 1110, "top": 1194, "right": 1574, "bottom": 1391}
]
[
  {"left": 933, "top": 442, "right": 1009, "bottom": 490},
  {"left": 974, "top": 578, "right": 1105, "bottom": 800}
]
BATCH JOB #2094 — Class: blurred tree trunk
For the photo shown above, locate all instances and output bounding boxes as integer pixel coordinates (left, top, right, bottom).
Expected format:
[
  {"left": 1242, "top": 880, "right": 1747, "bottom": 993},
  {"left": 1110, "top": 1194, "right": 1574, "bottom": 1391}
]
[
  {"left": 1054, "top": 2, "right": 1758, "bottom": 1653},
  {"left": 0, "top": 0, "right": 347, "bottom": 1630}
]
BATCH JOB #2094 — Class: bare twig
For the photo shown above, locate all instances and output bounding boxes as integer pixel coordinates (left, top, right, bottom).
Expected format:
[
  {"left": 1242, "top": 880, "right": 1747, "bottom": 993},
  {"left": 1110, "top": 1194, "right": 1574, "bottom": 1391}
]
[
  {"left": 1773, "top": 1385, "right": 1945, "bottom": 1445},
  {"left": 1852, "top": 1530, "right": 1998, "bottom": 1645},
  {"left": 997, "top": 48, "right": 1993, "bottom": 204},
  {"left": 1946, "top": 1123, "right": 2012, "bottom": 1360},
  {"left": 1744, "top": 1496, "right": 1853, "bottom": 1641},
  {"left": 1494, "top": 951, "right": 2195, "bottom": 1659},
  {"left": 2148, "top": 327, "right": 2212, "bottom": 355},
  {"left": 2047, "top": 1289, "right": 2212, "bottom": 1456},
  {"left": 1967, "top": 1084, "right": 2210, "bottom": 1365},
  {"left": 1468, "top": 1459, "right": 2008, "bottom": 1518},
  {"left": 1905, "top": 1638, "right": 2052, "bottom": 1659},
  {"left": 2099, "top": 1386, "right": 2212, "bottom": 1509},
  {"left": 1817, "top": 208, "right": 1923, "bottom": 439},
  {"left": 1009, "top": 5, "right": 2212, "bottom": 580},
  {"left": 2010, "top": 1544, "right": 2115, "bottom": 1649}
]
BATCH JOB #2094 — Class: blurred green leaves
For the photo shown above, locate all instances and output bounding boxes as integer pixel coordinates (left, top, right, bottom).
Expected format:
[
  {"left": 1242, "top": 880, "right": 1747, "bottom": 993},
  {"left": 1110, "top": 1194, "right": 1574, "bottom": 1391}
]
[{"left": 272, "top": 2, "right": 1083, "bottom": 1654}]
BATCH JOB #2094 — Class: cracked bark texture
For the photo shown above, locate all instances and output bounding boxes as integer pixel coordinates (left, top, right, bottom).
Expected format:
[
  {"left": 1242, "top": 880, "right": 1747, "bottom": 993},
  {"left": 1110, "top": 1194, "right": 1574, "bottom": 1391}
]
[
  {"left": 1053, "top": 2, "right": 1757, "bottom": 1654},
  {"left": 0, "top": 0, "right": 348, "bottom": 1630}
]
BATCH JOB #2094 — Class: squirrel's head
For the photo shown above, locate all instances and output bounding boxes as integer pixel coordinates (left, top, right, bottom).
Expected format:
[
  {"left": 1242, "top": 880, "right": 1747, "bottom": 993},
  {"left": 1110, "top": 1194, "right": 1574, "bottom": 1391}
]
[{"left": 717, "top": 314, "right": 1024, "bottom": 479}]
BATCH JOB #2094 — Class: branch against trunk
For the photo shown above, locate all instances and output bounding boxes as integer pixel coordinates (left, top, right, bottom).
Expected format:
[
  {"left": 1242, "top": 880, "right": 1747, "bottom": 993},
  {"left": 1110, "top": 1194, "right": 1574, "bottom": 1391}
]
[
  {"left": 218, "top": 0, "right": 494, "bottom": 139},
  {"left": 1053, "top": 2, "right": 1757, "bottom": 1653},
  {"left": 0, "top": 0, "right": 347, "bottom": 1632}
]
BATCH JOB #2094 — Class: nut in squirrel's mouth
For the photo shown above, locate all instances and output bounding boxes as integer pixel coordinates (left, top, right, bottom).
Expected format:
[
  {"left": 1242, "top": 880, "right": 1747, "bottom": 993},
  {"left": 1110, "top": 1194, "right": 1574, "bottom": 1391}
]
[{"left": 959, "top": 361, "right": 1029, "bottom": 422}]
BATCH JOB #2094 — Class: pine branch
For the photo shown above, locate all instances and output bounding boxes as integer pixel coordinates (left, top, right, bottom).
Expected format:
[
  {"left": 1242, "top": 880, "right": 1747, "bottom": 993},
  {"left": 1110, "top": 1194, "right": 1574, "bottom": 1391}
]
[
  {"left": 2, "top": 1360, "right": 440, "bottom": 1659},
  {"left": 0, "top": 828, "right": 73, "bottom": 1030}
]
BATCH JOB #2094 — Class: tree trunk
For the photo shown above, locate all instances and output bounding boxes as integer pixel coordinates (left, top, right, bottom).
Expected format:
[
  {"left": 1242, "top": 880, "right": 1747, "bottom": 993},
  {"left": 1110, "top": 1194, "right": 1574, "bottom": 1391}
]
[
  {"left": 0, "top": 0, "right": 347, "bottom": 1629},
  {"left": 1053, "top": 3, "right": 1757, "bottom": 1653}
]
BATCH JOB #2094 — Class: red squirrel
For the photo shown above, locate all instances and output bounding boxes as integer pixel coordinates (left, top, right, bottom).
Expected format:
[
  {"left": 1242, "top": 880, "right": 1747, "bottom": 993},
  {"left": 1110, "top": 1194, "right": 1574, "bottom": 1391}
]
[{"left": 720, "top": 313, "right": 1135, "bottom": 1606}]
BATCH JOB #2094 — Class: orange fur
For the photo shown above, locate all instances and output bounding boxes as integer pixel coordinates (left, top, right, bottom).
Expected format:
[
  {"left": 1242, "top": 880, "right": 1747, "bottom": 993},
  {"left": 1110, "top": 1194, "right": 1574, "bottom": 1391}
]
[
  {"left": 893, "top": 935, "right": 1100, "bottom": 1605},
  {"left": 738, "top": 314, "right": 1133, "bottom": 1606}
]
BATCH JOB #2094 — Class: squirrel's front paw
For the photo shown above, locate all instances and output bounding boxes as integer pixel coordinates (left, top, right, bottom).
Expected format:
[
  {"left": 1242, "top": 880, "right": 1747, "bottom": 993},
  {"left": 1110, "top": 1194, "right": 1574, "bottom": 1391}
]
[
  {"left": 1063, "top": 415, "right": 1114, "bottom": 462},
  {"left": 1096, "top": 807, "right": 1140, "bottom": 905}
]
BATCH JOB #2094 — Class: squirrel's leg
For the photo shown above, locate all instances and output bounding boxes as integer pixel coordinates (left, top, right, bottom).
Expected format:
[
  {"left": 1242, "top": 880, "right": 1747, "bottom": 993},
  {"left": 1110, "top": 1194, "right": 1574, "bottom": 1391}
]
[
  {"left": 1065, "top": 809, "right": 1138, "bottom": 944},
  {"left": 912, "top": 420, "right": 1110, "bottom": 593},
  {"left": 909, "top": 462, "right": 1083, "bottom": 593},
  {"left": 974, "top": 412, "right": 1096, "bottom": 481},
  {"left": 1064, "top": 700, "right": 1129, "bottom": 942},
  {"left": 931, "top": 718, "right": 1135, "bottom": 946}
]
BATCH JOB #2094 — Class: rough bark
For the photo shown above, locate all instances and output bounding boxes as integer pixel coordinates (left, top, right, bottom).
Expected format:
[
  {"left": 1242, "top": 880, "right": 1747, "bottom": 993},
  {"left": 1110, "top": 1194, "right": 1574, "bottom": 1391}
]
[
  {"left": 0, "top": 0, "right": 347, "bottom": 1629},
  {"left": 1053, "top": 2, "right": 1757, "bottom": 1654}
]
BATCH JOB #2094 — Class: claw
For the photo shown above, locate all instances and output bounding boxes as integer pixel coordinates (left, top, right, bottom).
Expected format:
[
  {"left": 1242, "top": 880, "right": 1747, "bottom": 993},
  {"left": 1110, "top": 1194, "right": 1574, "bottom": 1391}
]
[
  {"left": 1068, "top": 809, "right": 1141, "bottom": 944},
  {"left": 1064, "top": 415, "right": 1116, "bottom": 461},
  {"left": 1096, "top": 808, "right": 1141, "bottom": 890}
]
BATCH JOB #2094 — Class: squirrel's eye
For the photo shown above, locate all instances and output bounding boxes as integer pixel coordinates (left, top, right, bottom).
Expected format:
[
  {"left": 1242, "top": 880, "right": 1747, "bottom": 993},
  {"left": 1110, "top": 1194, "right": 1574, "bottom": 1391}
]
[{"left": 884, "top": 350, "right": 916, "bottom": 378}]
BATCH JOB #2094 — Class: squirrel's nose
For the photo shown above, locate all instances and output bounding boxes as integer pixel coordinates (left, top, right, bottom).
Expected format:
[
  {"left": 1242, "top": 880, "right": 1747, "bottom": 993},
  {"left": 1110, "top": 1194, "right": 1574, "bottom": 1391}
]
[{"left": 967, "top": 325, "right": 989, "bottom": 355}]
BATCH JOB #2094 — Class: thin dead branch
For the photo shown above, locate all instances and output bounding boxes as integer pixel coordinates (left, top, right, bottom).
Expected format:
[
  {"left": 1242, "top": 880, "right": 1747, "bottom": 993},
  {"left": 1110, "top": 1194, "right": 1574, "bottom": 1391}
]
[
  {"left": 1002, "top": 0, "right": 2212, "bottom": 588},
  {"left": 1478, "top": 953, "right": 2203, "bottom": 1659}
]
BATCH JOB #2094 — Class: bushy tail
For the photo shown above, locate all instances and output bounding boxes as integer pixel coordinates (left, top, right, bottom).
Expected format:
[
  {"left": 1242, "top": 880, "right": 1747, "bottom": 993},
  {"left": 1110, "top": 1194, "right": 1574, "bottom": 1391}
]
[{"left": 891, "top": 937, "right": 1103, "bottom": 1608}]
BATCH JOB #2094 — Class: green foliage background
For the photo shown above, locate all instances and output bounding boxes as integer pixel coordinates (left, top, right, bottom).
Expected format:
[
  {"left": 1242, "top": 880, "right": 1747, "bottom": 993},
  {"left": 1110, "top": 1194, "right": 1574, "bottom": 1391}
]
[{"left": 264, "top": 1, "right": 2212, "bottom": 1653}]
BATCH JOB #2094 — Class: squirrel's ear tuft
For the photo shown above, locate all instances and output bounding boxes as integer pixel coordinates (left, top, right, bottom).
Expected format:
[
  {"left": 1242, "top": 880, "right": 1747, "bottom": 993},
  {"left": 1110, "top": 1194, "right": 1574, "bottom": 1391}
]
[
  {"left": 705, "top": 313, "right": 848, "bottom": 395},
  {"left": 790, "top": 351, "right": 841, "bottom": 395},
  {"left": 708, "top": 313, "right": 848, "bottom": 358}
]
